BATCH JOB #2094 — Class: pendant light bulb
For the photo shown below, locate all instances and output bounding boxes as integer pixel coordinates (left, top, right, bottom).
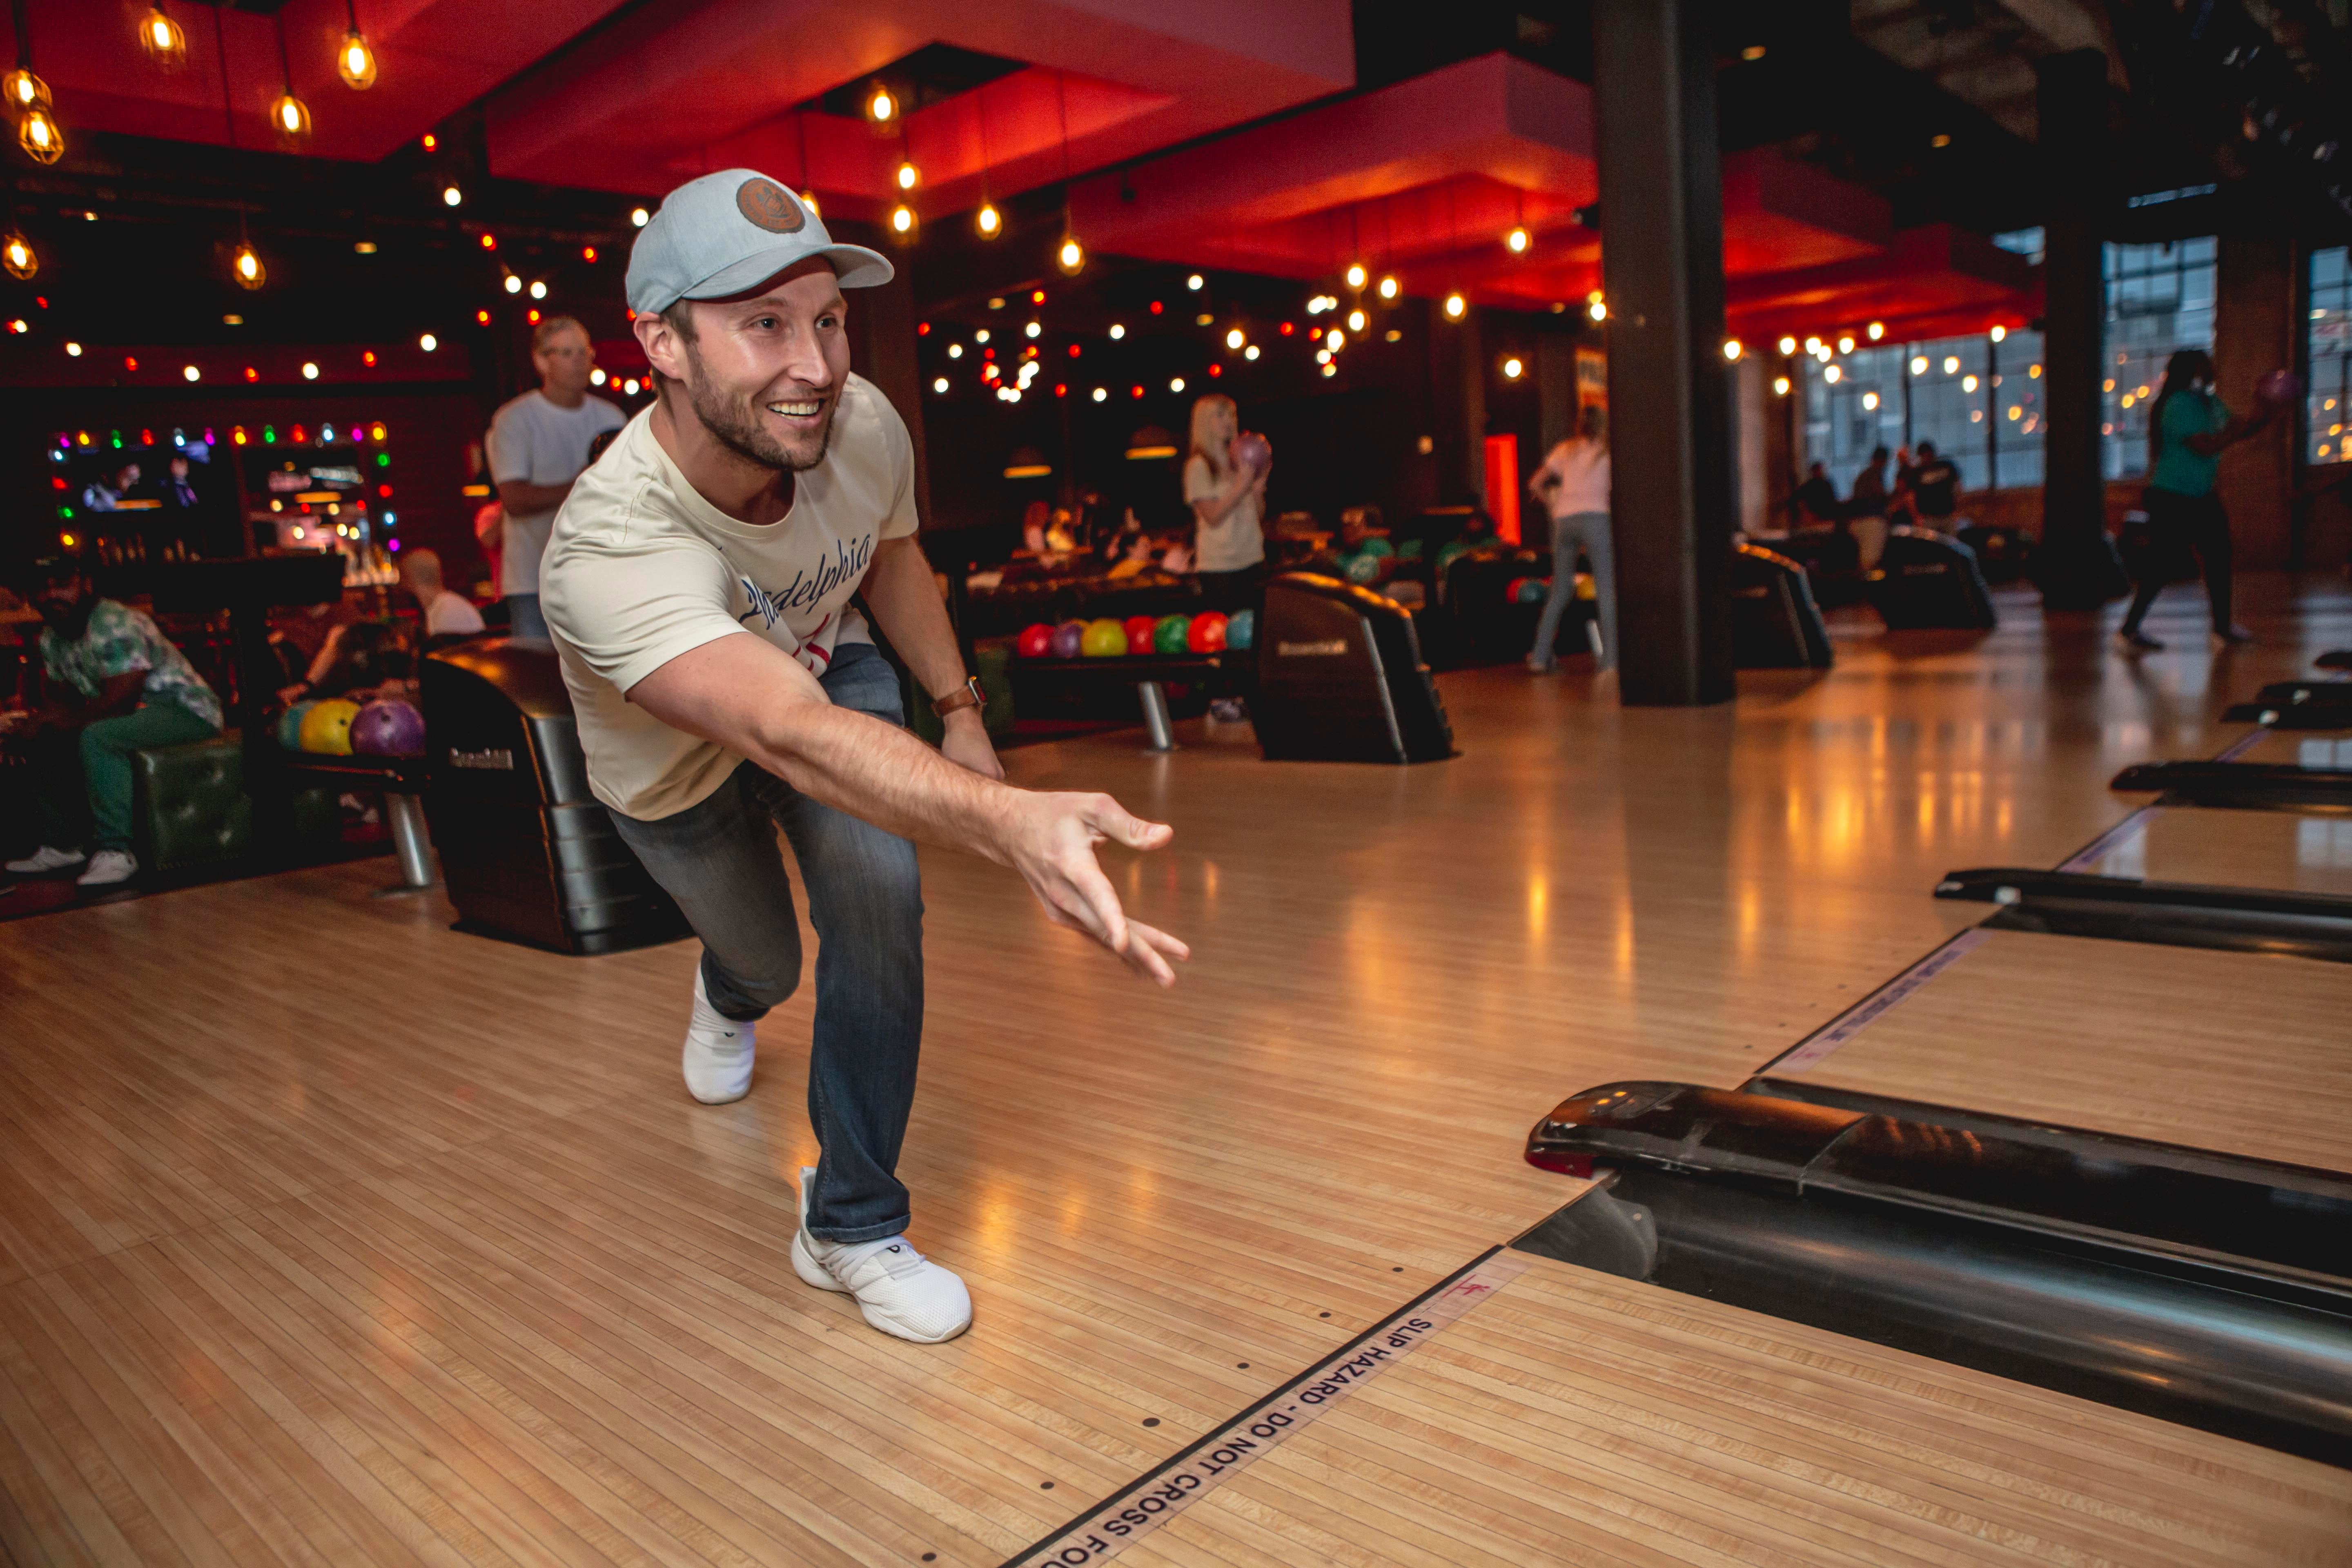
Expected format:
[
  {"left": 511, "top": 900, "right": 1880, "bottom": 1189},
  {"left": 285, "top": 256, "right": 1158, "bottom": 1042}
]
[
  {"left": 866, "top": 85, "right": 896, "bottom": 123},
  {"left": 1377, "top": 275, "right": 1399, "bottom": 300},
  {"left": 139, "top": 8, "right": 188, "bottom": 71},
  {"left": 1443, "top": 292, "right": 1466, "bottom": 321},
  {"left": 233, "top": 243, "right": 266, "bottom": 290},
  {"left": 800, "top": 189, "right": 820, "bottom": 216},
  {"left": 889, "top": 203, "right": 915, "bottom": 237},
  {"left": 976, "top": 202, "right": 1000, "bottom": 238},
  {"left": 2, "top": 232, "right": 35, "bottom": 281},
  {"left": 3, "top": 68, "right": 49, "bottom": 113},
  {"left": 1505, "top": 225, "right": 1530, "bottom": 254},
  {"left": 270, "top": 91, "right": 311, "bottom": 141},
  {"left": 1344, "top": 261, "right": 1367, "bottom": 290},
  {"left": 1058, "top": 235, "right": 1085, "bottom": 274},
  {"left": 337, "top": 30, "right": 378, "bottom": 90},
  {"left": 895, "top": 160, "right": 919, "bottom": 192},
  {"left": 17, "top": 105, "right": 63, "bottom": 165}
]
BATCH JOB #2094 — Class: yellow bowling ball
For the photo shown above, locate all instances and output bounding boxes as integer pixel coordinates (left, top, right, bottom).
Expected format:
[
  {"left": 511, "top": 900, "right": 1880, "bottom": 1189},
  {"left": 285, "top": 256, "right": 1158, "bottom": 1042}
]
[
  {"left": 1080, "top": 617, "right": 1129, "bottom": 657},
  {"left": 298, "top": 697, "right": 362, "bottom": 755}
]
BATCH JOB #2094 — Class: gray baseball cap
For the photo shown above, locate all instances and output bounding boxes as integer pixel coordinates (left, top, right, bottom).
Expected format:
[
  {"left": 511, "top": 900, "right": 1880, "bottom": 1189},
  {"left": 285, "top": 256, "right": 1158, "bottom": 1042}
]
[{"left": 626, "top": 168, "right": 892, "bottom": 317}]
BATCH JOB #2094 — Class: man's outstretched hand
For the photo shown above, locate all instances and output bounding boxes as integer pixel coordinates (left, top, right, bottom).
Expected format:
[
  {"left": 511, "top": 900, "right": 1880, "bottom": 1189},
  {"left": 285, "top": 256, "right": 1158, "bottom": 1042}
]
[{"left": 1000, "top": 791, "right": 1189, "bottom": 985}]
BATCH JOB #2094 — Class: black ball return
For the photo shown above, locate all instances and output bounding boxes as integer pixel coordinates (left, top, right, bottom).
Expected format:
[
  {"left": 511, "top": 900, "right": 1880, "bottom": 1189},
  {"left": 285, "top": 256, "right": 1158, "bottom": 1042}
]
[{"left": 1010, "top": 651, "right": 1247, "bottom": 751}]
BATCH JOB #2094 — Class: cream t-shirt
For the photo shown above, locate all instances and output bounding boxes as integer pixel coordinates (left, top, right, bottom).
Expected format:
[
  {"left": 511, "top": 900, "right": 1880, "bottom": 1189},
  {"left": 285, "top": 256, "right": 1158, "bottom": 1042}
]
[
  {"left": 541, "top": 374, "right": 920, "bottom": 820},
  {"left": 1183, "top": 454, "right": 1265, "bottom": 572}
]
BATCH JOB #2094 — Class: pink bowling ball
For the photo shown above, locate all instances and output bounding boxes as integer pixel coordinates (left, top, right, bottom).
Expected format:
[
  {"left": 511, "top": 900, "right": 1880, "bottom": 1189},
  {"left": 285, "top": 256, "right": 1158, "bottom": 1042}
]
[
  {"left": 2255, "top": 368, "right": 2302, "bottom": 407},
  {"left": 1231, "top": 430, "right": 1273, "bottom": 476}
]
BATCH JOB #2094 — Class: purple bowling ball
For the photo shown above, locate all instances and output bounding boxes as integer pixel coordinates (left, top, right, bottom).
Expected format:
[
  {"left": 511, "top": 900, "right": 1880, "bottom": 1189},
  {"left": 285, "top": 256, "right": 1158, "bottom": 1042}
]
[
  {"left": 1231, "top": 430, "right": 1273, "bottom": 476},
  {"left": 349, "top": 699, "right": 426, "bottom": 757},
  {"left": 1051, "top": 620, "right": 1085, "bottom": 658},
  {"left": 2256, "top": 368, "right": 2302, "bottom": 407}
]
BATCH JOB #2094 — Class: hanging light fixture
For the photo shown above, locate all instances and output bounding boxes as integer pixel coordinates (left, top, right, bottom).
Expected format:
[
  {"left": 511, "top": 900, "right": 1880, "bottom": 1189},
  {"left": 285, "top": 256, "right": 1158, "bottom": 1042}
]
[
  {"left": 1345, "top": 261, "right": 1367, "bottom": 290},
  {"left": 210, "top": 5, "right": 263, "bottom": 290},
  {"left": 336, "top": 0, "right": 378, "bottom": 89},
  {"left": 2, "top": 230, "right": 33, "bottom": 280},
  {"left": 973, "top": 85, "right": 1000, "bottom": 239},
  {"left": 4, "top": 0, "right": 50, "bottom": 124},
  {"left": 1505, "top": 225, "right": 1529, "bottom": 254},
  {"left": 792, "top": 113, "right": 820, "bottom": 218},
  {"left": 269, "top": 15, "right": 310, "bottom": 142},
  {"left": 1058, "top": 234, "right": 1084, "bottom": 274},
  {"left": 895, "top": 159, "right": 919, "bottom": 191},
  {"left": 976, "top": 202, "right": 1000, "bottom": 237},
  {"left": 889, "top": 203, "right": 915, "bottom": 237},
  {"left": 138, "top": 6, "right": 188, "bottom": 71},
  {"left": 1377, "top": 275, "right": 1399, "bottom": 301},
  {"left": 865, "top": 82, "right": 896, "bottom": 124},
  {"left": 2, "top": 65, "right": 44, "bottom": 114},
  {"left": 1051, "top": 72, "right": 1083, "bottom": 274},
  {"left": 1443, "top": 292, "right": 1466, "bottom": 320},
  {"left": 17, "top": 103, "right": 60, "bottom": 163}
]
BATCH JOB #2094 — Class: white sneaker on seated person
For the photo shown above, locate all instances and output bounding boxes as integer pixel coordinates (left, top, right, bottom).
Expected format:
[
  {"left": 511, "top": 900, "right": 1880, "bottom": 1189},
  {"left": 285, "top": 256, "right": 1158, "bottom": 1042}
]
[
  {"left": 790, "top": 1166, "right": 972, "bottom": 1343},
  {"left": 76, "top": 849, "right": 137, "bottom": 886},
  {"left": 5, "top": 845, "right": 85, "bottom": 875}
]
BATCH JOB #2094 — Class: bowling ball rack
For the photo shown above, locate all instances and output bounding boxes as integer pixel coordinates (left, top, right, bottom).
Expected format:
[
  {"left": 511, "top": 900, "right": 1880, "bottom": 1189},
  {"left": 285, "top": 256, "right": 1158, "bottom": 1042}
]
[
  {"left": 1010, "top": 651, "right": 1248, "bottom": 752},
  {"left": 1519, "top": 1080, "right": 2352, "bottom": 1466}
]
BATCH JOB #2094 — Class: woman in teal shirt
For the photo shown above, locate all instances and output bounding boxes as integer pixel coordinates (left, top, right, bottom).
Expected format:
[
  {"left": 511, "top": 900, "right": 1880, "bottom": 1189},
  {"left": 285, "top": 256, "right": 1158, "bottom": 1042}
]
[{"left": 2117, "top": 348, "right": 2281, "bottom": 651}]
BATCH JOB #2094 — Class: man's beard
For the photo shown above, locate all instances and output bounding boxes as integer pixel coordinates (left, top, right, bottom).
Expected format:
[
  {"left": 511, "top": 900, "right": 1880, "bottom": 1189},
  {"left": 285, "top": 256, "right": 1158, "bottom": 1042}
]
[{"left": 679, "top": 346, "right": 837, "bottom": 474}]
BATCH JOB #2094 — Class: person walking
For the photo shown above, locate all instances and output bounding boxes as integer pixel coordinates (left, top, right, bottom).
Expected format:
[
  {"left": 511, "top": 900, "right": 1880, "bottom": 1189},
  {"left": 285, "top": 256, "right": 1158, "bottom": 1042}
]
[
  {"left": 488, "top": 317, "right": 624, "bottom": 641},
  {"left": 1526, "top": 404, "right": 1615, "bottom": 673},
  {"left": 541, "top": 169, "right": 1186, "bottom": 1348},
  {"left": 2116, "top": 348, "right": 2281, "bottom": 651}
]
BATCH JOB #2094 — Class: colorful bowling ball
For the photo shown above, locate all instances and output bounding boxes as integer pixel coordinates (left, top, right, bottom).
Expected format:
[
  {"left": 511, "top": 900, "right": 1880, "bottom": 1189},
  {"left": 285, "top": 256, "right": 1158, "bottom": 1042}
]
[
  {"left": 1017, "top": 623, "right": 1055, "bottom": 659},
  {"left": 1124, "top": 615, "right": 1159, "bottom": 655},
  {"left": 1187, "top": 611, "right": 1228, "bottom": 653},
  {"left": 1343, "top": 552, "right": 1383, "bottom": 585},
  {"left": 1081, "top": 618, "right": 1129, "bottom": 657},
  {"left": 298, "top": 697, "right": 362, "bottom": 755},
  {"left": 1153, "top": 614, "right": 1192, "bottom": 654},
  {"left": 1519, "top": 577, "right": 1550, "bottom": 604},
  {"left": 1575, "top": 572, "right": 1597, "bottom": 601},
  {"left": 350, "top": 699, "right": 426, "bottom": 757},
  {"left": 1231, "top": 430, "right": 1273, "bottom": 475},
  {"left": 1050, "top": 620, "right": 1086, "bottom": 658},
  {"left": 275, "top": 700, "right": 315, "bottom": 751},
  {"left": 1225, "top": 608, "right": 1256, "bottom": 651},
  {"left": 1504, "top": 577, "right": 1529, "bottom": 603}
]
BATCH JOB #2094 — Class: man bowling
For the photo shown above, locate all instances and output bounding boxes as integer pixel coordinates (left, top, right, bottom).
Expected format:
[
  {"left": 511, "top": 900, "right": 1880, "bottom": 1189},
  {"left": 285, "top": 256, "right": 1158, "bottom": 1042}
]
[{"left": 541, "top": 169, "right": 1187, "bottom": 1345}]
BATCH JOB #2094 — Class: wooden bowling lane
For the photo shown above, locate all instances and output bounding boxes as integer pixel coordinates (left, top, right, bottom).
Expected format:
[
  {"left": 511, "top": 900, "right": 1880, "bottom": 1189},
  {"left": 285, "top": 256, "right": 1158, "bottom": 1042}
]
[
  {"left": 2071, "top": 804, "right": 2352, "bottom": 898},
  {"left": 1764, "top": 927, "right": 2352, "bottom": 1172},
  {"left": 1056, "top": 1251, "right": 2352, "bottom": 1568}
]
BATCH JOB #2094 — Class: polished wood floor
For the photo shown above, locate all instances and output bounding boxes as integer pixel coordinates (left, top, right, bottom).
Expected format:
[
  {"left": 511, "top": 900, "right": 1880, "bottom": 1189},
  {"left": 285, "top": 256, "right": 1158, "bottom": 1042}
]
[
  {"left": 4, "top": 572, "right": 2351, "bottom": 1565},
  {"left": 2080, "top": 804, "right": 2352, "bottom": 897}
]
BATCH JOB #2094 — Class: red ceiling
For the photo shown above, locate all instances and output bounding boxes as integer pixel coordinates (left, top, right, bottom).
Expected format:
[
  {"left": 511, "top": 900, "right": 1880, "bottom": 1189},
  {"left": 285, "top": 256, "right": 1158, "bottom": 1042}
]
[
  {"left": 17, "top": 10, "right": 2031, "bottom": 340},
  {"left": 480, "top": 0, "right": 1356, "bottom": 212}
]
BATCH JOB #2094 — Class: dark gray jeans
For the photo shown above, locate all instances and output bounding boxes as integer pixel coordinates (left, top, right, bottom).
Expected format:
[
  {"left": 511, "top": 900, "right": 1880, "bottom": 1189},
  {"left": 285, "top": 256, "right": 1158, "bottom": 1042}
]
[{"left": 608, "top": 641, "right": 924, "bottom": 1242}]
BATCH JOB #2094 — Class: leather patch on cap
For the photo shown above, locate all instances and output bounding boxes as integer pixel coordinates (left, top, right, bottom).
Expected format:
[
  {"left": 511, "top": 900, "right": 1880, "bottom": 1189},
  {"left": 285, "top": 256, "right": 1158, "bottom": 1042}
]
[{"left": 735, "top": 177, "right": 806, "bottom": 234}]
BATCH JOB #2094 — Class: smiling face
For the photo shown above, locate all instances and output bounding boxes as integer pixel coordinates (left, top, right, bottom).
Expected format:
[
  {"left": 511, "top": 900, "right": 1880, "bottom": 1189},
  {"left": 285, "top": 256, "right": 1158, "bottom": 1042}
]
[{"left": 642, "top": 258, "right": 849, "bottom": 474}]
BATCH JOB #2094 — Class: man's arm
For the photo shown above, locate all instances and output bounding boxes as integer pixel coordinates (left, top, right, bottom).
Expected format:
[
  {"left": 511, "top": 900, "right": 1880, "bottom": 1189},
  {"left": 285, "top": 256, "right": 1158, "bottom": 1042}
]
[
  {"left": 628, "top": 633, "right": 1185, "bottom": 983},
  {"left": 497, "top": 478, "right": 577, "bottom": 514},
  {"left": 860, "top": 536, "right": 1002, "bottom": 781}
]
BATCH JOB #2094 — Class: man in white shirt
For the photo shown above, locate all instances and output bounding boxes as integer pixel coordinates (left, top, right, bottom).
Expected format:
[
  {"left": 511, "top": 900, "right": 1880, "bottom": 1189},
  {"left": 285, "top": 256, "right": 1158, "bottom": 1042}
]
[
  {"left": 487, "top": 317, "right": 624, "bottom": 641},
  {"left": 1526, "top": 403, "right": 1616, "bottom": 673},
  {"left": 542, "top": 169, "right": 1187, "bottom": 1347},
  {"left": 398, "top": 548, "right": 485, "bottom": 639}
]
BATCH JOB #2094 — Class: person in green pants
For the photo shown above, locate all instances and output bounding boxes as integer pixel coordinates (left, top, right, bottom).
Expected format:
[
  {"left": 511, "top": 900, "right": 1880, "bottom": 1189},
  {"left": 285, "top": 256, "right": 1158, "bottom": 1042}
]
[{"left": 2, "top": 558, "right": 221, "bottom": 887}]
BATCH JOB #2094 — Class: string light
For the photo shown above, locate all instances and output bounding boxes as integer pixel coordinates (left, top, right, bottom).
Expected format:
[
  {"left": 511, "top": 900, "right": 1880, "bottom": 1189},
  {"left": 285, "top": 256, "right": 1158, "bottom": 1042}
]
[
  {"left": 2, "top": 232, "right": 33, "bottom": 281},
  {"left": 1505, "top": 226, "right": 1530, "bottom": 254},
  {"left": 1501, "top": 356, "right": 1524, "bottom": 379},
  {"left": 1773, "top": 376, "right": 1791, "bottom": 395},
  {"left": 302, "top": 361, "right": 319, "bottom": 379},
  {"left": 630, "top": 207, "right": 649, "bottom": 227},
  {"left": 1108, "top": 324, "right": 1125, "bottom": 340},
  {"left": 271, "top": 91, "right": 311, "bottom": 139},
  {"left": 976, "top": 203, "right": 1000, "bottom": 238},
  {"left": 1723, "top": 339, "right": 1742, "bottom": 361},
  {"left": 138, "top": 7, "right": 187, "bottom": 70},
  {"left": 866, "top": 85, "right": 895, "bottom": 123},
  {"left": 1989, "top": 324, "right": 2007, "bottom": 343},
  {"left": 1346, "top": 308, "right": 1367, "bottom": 332},
  {"left": 529, "top": 280, "right": 547, "bottom": 299},
  {"left": 1836, "top": 335, "right": 1854, "bottom": 354},
  {"left": 890, "top": 204, "right": 915, "bottom": 236},
  {"left": 1777, "top": 336, "right": 1796, "bottom": 355},
  {"left": 336, "top": 0, "right": 378, "bottom": 89},
  {"left": 4, "top": 67, "right": 47, "bottom": 113},
  {"left": 1187, "top": 274, "right": 1204, "bottom": 291},
  {"left": 1378, "top": 275, "right": 1398, "bottom": 300},
  {"left": 18, "top": 106, "right": 62, "bottom": 164},
  {"left": 183, "top": 364, "right": 200, "bottom": 382},
  {"left": 442, "top": 185, "right": 463, "bottom": 207},
  {"left": 503, "top": 274, "right": 521, "bottom": 293},
  {"left": 1225, "top": 327, "right": 1245, "bottom": 350},
  {"left": 1345, "top": 262, "right": 1367, "bottom": 290},
  {"left": 1444, "top": 293, "right": 1466, "bottom": 320},
  {"left": 895, "top": 160, "right": 919, "bottom": 191},
  {"left": 1867, "top": 321, "right": 1885, "bottom": 340},
  {"left": 1057, "top": 235, "right": 1084, "bottom": 273},
  {"left": 64, "top": 341, "right": 80, "bottom": 356},
  {"left": 233, "top": 243, "right": 265, "bottom": 290},
  {"left": 1588, "top": 298, "right": 1606, "bottom": 322}
]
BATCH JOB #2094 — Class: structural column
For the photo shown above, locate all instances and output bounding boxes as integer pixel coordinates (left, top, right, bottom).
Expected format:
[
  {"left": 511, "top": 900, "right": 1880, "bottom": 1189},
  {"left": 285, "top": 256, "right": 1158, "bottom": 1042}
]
[
  {"left": 1591, "top": 0, "right": 1734, "bottom": 705},
  {"left": 2034, "top": 49, "right": 2120, "bottom": 608}
]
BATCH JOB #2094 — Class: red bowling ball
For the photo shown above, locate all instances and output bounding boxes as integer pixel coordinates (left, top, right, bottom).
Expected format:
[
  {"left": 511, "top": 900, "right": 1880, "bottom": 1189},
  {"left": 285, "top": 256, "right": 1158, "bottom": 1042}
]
[
  {"left": 1017, "top": 622, "right": 1055, "bottom": 658},
  {"left": 1124, "top": 615, "right": 1158, "bottom": 655},
  {"left": 1187, "top": 611, "right": 1229, "bottom": 653}
]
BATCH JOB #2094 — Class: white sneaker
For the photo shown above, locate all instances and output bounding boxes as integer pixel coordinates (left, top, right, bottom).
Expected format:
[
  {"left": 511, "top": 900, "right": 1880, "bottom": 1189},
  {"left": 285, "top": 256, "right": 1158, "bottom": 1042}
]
[
  {"left": 790, "top": 1167, "right": 972, "bottom": 1343},
  {"left": 5, "top": 845, "right": 85, "bottom": 875},
  {"left": 682, "top": 967, "right": 755, "bottom": 1104},
  {"left": 76, "top": 849, "right": 137, "bottom": 886}
]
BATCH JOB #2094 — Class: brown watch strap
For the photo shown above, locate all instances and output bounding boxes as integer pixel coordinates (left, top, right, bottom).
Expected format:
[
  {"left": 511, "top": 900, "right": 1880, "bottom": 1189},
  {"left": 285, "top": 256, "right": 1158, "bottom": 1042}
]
[{"left": 931, "top": 676, "right": 984, "bottom": 717}]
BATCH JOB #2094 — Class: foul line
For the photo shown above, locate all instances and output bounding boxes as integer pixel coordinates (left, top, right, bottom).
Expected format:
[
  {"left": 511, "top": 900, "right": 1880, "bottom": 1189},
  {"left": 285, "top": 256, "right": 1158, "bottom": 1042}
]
[{"left": 998, "top": 1248, "right": 1532, "bottom": 1568}]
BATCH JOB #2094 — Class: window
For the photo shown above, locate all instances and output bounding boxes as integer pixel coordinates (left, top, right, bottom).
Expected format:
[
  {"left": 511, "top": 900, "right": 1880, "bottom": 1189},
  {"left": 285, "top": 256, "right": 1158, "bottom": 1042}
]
[
  {"left": 1801, "top": 331, "right": 2038, "bottom": 496},
  {"left": 2311, "top": 247, "right": 2349, "bottom": 466},
  {"left": 2103, "top": 238, "right": 2216, "bottom": 479}
]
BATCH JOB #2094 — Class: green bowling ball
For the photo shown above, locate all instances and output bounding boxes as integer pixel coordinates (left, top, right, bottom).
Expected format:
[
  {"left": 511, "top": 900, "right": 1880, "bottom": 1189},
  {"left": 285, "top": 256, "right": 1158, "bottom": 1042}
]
[{"left": 1153, "top": 614, "right": 1192, "bottom": 654}]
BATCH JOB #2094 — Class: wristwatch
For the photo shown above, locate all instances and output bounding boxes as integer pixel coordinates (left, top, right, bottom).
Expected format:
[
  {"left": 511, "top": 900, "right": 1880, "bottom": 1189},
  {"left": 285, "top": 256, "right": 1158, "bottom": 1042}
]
[{"left": 931, "top": 675, "right": 984, "bottom": 717}]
